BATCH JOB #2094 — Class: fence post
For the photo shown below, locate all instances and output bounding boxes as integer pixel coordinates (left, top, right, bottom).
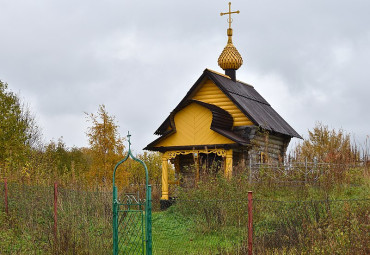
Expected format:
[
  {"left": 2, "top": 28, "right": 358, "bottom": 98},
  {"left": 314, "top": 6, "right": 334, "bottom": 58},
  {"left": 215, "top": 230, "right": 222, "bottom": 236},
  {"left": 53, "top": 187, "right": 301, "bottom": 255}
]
[
  {"left": 54, "top": 182, "right": 58, "bottom": 243},
  {"left": 248, "top": 191, "right": 253, "bottom": 255},
  {"left": 4, "top": 178, "right": 9, "bottom": 215}
]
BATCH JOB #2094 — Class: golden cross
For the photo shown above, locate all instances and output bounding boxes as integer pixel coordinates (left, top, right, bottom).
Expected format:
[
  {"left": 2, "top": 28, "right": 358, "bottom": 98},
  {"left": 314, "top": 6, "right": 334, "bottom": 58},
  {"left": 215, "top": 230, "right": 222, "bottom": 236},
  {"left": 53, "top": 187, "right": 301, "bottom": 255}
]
[{"left": 220, "top": 2, "right": 240, "bottom": 28}]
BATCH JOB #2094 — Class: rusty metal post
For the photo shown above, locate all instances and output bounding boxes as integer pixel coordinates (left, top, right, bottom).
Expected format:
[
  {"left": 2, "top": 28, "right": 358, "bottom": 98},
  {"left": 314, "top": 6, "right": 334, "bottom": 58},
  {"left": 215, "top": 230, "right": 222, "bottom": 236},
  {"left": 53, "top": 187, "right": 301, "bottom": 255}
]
[
  {"left": 54, "top": 182, "right": 58, "bottom": 243},
  {"left": 4, "top": 178, "right": 9, "bottom": 215},
  {"left": 248, "top": 191, "right": 253, "bottom": 255}
]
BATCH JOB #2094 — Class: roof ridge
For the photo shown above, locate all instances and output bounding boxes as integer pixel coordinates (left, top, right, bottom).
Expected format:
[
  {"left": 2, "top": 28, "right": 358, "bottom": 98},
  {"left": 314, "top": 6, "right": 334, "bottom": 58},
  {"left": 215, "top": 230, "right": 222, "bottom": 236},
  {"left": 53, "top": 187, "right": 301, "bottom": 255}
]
[
  {"left": 205, "top": 68, "right": 231, "bottom": 79},
  {"left": 236, "top": 80, "right": 254, "bottom": 88},
  {"left": 205, "top": 68, "right": 254, "bottom": 88}
]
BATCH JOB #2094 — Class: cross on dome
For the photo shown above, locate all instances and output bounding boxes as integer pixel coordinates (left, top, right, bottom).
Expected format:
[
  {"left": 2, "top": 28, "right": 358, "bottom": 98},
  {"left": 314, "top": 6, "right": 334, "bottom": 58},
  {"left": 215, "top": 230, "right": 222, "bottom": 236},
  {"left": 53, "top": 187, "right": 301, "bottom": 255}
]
[{"left": 220, "top": 2, "right": 240, "bottom": 29}]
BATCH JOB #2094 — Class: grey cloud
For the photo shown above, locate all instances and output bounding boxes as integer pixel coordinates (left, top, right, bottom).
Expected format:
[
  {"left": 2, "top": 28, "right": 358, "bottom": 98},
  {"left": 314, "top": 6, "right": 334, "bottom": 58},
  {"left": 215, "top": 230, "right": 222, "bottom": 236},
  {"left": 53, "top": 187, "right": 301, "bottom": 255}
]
[{"left": 0, "top": 0, "right": 368, "bottom": 151}]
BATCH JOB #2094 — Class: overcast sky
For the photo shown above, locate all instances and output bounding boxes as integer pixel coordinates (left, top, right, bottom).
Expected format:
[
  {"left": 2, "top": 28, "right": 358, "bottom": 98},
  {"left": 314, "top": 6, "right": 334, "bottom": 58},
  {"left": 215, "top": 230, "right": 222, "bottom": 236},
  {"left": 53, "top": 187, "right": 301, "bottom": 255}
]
[{"left": 1, "top": 0, "right": 369, "bottom": 153}]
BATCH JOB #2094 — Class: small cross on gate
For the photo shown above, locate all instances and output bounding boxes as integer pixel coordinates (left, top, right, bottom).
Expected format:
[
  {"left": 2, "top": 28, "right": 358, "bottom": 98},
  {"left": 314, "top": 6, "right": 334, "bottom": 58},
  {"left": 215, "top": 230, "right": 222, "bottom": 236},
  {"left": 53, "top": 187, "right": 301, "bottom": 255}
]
[
  {"left": 220, "top": 2, "right": 240, "bottom": 28},
  {"left": 127, "top": 131, "right": 131, "bottom": 150}
]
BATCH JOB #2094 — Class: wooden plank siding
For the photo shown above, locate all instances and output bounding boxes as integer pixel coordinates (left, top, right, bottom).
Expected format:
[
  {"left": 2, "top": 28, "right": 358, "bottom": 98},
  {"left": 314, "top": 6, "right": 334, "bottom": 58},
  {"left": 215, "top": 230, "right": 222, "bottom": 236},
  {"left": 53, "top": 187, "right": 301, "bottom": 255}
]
[
  {"left": 192, "top": 79, "right": 253, "bottom": 127},
  {"left": 155, "top": 103, "right": 235, "bottom": 147}
]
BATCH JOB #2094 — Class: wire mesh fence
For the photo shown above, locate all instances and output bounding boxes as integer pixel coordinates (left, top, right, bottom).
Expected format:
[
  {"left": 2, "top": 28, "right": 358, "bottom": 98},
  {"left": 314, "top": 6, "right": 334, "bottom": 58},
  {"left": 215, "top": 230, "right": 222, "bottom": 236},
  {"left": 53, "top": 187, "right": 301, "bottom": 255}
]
[
  {"left": 0, "top": 182, "right": 113, "bottom": 254},
  {"left": 252, "top": 198, "right": 369, "bottom": 254},
  {"left": 1, "top": 181, "right": 369, "bottom": 254},
  {"left": 246, "top": 161, "right": 367, "bottom": 186},
  {"left": 152, "top": 197, "right": 369, "bottom": 254}
]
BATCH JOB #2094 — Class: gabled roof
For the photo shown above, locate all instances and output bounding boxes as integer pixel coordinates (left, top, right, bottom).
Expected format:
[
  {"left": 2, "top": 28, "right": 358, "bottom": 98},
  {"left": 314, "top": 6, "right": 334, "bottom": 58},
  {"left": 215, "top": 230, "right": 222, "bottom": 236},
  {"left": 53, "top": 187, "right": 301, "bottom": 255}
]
[{"left": 154, "top": 69, "right": 302, "bottom": 139}]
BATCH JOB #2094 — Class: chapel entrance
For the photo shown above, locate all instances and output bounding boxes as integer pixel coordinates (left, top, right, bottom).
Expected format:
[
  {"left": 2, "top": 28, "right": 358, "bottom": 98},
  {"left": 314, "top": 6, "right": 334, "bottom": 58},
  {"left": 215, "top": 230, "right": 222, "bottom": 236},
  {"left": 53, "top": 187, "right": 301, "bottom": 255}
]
[
  {"left": 177, "top": 153, "right": 223, "bottom": 188},
  {"left": 160, "top": 148, "right": 233, "bottom": 207}
]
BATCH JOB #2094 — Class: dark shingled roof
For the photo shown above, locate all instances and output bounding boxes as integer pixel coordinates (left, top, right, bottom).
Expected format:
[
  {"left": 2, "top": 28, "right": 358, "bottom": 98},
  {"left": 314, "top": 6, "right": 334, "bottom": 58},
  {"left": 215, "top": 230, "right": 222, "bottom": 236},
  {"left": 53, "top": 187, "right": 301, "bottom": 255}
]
[
  {"left": 206, "top": 70, "right": 302, "bottom": 139},
  {"left": 146, "top": 69, "right": 301, "bottom": 150}
]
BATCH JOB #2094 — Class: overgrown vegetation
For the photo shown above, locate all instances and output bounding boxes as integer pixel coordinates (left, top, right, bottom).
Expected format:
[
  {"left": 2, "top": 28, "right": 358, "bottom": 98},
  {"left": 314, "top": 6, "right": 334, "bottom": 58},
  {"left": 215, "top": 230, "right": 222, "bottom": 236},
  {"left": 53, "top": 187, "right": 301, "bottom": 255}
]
[
  {"left": 172, "top": 170, "right": 369, "bottom": 254},
  {"left": 292, "top": 122, "right": 363, "bottom": 164},
  {"left": 1, "top": 165, "right": 368, "bottom": 254},
  {"left": 0, "top": 183, "right": 112, "bottom": 254}
]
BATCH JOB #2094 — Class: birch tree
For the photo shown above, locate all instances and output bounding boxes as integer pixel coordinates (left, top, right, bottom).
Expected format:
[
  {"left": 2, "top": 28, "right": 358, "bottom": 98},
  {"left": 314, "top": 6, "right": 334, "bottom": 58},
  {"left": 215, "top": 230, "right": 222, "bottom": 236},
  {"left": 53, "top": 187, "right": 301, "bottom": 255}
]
[{"left": 85, "top": 105, "right": 125, "bottom": 183}]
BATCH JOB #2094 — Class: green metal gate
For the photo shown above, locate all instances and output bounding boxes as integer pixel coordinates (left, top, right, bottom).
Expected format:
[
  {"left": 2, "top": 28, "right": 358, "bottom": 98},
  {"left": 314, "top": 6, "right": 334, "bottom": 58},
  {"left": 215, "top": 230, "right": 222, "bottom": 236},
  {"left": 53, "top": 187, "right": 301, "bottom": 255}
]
[{"left": 113, "top": 133, "right": 152, "bottom": 255}]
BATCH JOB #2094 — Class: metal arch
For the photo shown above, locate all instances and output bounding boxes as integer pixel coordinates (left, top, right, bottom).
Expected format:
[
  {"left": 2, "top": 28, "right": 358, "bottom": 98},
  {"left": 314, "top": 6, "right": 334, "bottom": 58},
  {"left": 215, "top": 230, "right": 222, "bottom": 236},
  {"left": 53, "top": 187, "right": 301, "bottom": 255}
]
[
  {"left": 113, "top": 132, "right": 152, "bottom": 255},
  {"left": 113, "top": 132, "right": 150, "bottom": 189}
]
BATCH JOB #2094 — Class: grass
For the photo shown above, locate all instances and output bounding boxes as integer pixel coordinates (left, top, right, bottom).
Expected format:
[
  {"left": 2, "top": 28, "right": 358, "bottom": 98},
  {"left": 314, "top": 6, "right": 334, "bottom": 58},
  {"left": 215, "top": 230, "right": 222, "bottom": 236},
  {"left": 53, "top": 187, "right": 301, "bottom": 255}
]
[
  {"left": 0, "top": 212, "right": 45, "bottom": 254},
  {"left": 152, "top": 208, "right": 244, "bottom": 255}
]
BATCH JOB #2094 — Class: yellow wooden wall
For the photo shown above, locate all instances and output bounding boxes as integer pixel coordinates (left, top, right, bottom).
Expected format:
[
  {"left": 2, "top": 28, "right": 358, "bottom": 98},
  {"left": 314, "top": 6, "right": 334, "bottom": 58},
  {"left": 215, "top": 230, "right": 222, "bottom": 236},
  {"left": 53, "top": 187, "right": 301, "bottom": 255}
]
[
  {"left": 192, "top": 79, "right": 253, "bottom": 126},
  {"left": 156, "top": 103, "right": 235, "bottom": 147}
]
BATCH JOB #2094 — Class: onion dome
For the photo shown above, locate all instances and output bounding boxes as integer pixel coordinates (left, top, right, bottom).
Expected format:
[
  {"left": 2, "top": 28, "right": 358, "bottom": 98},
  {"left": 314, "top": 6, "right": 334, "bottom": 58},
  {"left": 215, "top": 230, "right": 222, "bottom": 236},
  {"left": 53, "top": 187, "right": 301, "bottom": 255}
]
[{"left": 218, "top": 28, "right": 243, "bottom": 70}]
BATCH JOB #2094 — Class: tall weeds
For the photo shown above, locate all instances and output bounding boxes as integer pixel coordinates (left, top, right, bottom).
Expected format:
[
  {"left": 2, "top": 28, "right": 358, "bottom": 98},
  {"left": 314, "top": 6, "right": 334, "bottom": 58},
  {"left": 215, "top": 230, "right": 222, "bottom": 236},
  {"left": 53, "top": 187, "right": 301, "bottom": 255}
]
[{"left": 172, "top": 163, "right": 369, "bottom": 254}]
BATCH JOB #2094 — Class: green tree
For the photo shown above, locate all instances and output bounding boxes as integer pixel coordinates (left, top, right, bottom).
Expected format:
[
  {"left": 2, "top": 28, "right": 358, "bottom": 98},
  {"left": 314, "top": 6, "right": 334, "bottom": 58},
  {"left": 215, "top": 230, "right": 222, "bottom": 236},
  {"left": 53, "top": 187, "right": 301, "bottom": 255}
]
[
  {"left": 85, "top": 105, "right": 125, "bottom": 184},
  {"left": 133, "top": 151, "right": 163, "bottom": 186},
  {"left": 0, "top": 80, "right": 41, "bottom": 173},
  {"left": 31, "top": 137, "right": 91, "bottom": 185}
]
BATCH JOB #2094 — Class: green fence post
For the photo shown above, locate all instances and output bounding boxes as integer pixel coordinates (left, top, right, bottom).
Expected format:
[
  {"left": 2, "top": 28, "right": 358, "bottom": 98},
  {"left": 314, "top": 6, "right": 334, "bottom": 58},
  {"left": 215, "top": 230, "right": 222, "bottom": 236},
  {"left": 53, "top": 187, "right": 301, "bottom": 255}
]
[
  {"left": 113, "top": 185, "right": 118, "bottom": 255},
  {"left": 146, "top": 185, "right": 152, "bottom": 255}
]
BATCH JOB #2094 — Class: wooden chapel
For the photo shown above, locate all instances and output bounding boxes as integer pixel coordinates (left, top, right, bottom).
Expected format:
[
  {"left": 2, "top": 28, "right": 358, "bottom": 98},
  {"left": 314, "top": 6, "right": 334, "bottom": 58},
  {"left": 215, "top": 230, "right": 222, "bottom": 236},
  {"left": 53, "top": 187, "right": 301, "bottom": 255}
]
[{"left": 144, "top": 3, "right": 301, "bottom": 207}]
